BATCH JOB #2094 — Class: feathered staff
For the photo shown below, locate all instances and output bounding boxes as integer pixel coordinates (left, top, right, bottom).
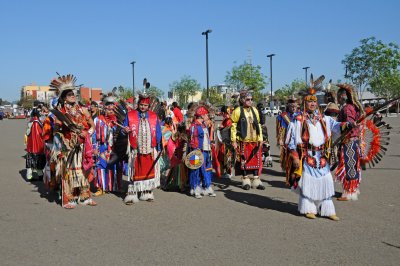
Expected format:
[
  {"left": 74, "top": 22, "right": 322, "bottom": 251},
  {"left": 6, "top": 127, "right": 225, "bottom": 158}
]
[
  {"left": 50, "top": 108, "right": 80, "bottom": 133},
  {"left": 330, "top": 96, "right": 400, "bottom": 171},
  {"left": 323, "top": 79, "right": 336, "bottom": 104},
  {"left": 107, "top": 100, "right": 129, "bottom": 165},
  {"left": 143, "top": 78, "right": 150, "bottom": 94}
]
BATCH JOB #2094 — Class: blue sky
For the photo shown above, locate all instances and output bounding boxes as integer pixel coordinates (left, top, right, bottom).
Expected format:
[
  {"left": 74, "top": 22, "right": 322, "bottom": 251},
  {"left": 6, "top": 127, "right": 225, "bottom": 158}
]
[{"left": 0, "top": 0, "right": 399, "bottom": 101}]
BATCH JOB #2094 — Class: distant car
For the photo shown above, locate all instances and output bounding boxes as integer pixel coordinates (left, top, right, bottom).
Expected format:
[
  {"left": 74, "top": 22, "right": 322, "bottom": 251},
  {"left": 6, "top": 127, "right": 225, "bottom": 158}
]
[
  {"left": 0, "top": 111, "right": 4, "bottom": 120},
  {"left": 261, "top": 107, "right": 280, "bottom": 116}
]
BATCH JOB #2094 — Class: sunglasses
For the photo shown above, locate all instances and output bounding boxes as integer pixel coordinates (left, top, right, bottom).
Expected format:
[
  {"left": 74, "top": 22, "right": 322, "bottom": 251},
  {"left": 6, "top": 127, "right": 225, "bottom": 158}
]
[{"left": 245, "top": 98, "right": 253, "bottom": 101}]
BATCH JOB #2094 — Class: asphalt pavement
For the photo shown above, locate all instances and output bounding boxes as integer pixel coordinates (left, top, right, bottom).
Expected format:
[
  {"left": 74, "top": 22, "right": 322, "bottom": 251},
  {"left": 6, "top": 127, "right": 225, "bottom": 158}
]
[{"left": 0, "top": 117, "right": 399, "bottom": 265}]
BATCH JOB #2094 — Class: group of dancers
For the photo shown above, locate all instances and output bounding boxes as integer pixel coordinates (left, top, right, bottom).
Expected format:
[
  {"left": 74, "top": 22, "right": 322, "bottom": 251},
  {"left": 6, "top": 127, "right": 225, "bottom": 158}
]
[{"left": 24, "top": 73, "right": 391, "bottom": 220}]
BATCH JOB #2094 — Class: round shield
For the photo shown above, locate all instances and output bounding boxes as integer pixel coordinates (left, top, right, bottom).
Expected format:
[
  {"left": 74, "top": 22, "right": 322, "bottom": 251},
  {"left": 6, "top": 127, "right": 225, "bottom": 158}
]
[{"left": 185, "top": 149, "right": 204, "bottom": 170}]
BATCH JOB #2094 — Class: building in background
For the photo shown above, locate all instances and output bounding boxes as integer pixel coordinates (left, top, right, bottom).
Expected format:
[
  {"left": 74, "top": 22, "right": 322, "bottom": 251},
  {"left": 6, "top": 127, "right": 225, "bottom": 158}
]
[
  {"left": 21, "top": 84, "right": 102, "bottom": 104},
  {"left": 20, "top": 84, "right": 56, "bottom": 105},
  {"left": 79, "top": 87, "right": 102, "bottom": 102}
]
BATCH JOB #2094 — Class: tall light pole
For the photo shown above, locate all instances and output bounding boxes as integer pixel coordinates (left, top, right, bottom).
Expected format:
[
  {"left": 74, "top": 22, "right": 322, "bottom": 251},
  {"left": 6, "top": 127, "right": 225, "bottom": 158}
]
[
  {"left": 267, "top": 54, "right": 275, "bottom": 108},
  {"left": 130, "top": 61, "right": 136, "bottom": 96},
  {"left": 302, "top": 66, "right": 310, "bottom": 86},
  {"left": 202, "top": 29, "right": 212, "bottom": 99}
]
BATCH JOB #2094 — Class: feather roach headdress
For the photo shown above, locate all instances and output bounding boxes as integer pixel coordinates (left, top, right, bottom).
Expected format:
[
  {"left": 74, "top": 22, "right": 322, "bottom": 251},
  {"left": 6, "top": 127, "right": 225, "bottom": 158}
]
[
  {"left": 336, "top": 83, "right": 365, "bottom": 116},
  {"left": 50, "top": 74, "right": 80, "bottom": 99},
  {"left": 298, "top": 74, "right": 325, "bottom": 102}
]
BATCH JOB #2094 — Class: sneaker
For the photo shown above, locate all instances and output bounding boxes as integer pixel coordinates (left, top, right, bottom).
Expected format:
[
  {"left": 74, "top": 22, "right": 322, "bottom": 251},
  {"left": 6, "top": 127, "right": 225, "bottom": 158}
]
[
  {"left": 206, "top": 187, "right": 216, "bottom": 197},
  {"left": 26, "top": 168, "right": 33, "bottom": 180}
]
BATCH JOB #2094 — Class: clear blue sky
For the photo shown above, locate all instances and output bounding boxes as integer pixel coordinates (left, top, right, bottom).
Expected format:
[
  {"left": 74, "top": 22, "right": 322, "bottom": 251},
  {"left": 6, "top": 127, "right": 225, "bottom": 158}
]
[{"left": 1, "top": 0, "right": 399, "bottom": 101}]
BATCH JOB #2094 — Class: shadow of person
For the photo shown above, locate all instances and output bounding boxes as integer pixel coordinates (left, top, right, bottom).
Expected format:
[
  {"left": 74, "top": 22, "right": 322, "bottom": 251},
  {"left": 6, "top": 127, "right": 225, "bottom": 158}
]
[
  {"left": 262, "top": 168, "right": 285, "bottom": 177},
  {"left": 212, "top": 176, "right": 242, "bottom": 190},
  {"left": 19, "top": 169, "right": 28, "bottom": 182},
  {"left": 110, "top": 179, "right": 133, "bottom": 200},
  {"left": 264, "top": 180, "right": 289, "bottom": 189},
  {"left": 222, "top": 189, "right": 300, "bottom": 216},
  {"left": 19, "top": 169, "right": 60, "bottom": 204}
]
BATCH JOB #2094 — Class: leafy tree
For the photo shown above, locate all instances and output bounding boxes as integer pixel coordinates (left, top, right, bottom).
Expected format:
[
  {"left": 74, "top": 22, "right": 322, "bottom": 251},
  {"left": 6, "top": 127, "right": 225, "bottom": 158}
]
[
  {"left": 169, "top": 75, "right": 201, "bottom": 106},
  {"left": 109, "top": 85, "right": 133, "bottom": 100},
  {"left": 274, "top": 79, "right": 305, "bottom": 103},
  {"left": 342, "top": 37, "right": 400, "bottom": 100},
  {"left": 145, "top": 85, "right": 164, "bottom": 99},
  {"left": 201, "top": 87, "right": 224, "bottom": 106},
  {"left": 18, "top": 95, "right": 34, "bottom": 109},
  {"left": 370, "top": 70, "right": 400, "bottom": 99},
  {"left": 225, "top": 62, "right": 267, "bottom": 102},
  {"left": 1, "top": 99, "right": 11, "bottom": 105}
]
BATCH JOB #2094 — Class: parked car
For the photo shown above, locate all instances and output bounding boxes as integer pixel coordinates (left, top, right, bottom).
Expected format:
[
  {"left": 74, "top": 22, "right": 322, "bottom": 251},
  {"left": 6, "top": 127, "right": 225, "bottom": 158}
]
[{"left": 261, "top": 107, "right": 280, "bottom": 116}]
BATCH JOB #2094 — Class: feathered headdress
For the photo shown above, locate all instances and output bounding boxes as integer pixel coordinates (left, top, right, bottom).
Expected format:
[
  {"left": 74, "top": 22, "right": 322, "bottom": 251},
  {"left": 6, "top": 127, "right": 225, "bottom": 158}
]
[
  {"left": 186, "top": 100, "right": 215, "bottom": 121},
  {"left": 323, "top": 79, "right": 337, "bottom": 104},
  {"left": 103, "top": 96, "right": 117, "bottom": 106},
  {"left": 50, "top": 74, "right": 79, "bottom": 98},
  {"left": 137, "top": 78, "right": 152, "bottom": 105},
  {"left": 298, "top": 74, "right": 325, "bottom": 102},
  {"left": 336, "top": 83, "right": 365, "bottom": 115},
  {"left": 324, "top": 102, "right": 340, "bottom": 115}
]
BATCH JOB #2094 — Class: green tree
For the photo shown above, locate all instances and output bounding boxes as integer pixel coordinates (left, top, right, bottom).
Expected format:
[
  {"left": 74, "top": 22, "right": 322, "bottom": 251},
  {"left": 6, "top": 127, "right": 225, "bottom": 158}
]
[
  {"left": 342, "top": 37, "right": 400, "bottom": 100},
  {"left": 370, "top": 70, "right": 400, "bottom": 99},
  {"left": 201, "top": 87, "right": 224, "bottom": 106},
  {"left": 225, "top": 62, "right": 267, "bottom": 102},
  {"left": 18, "top": 95, "right": 34, "bottom": 109},
  {"left": 110, "top": 85, "right": 133, "bottom": 100},
  {"left": 145, "top": 85, "right": 164, "bottom": 98},
  {"left": 169, "top": 75, "right": 201, "bottom": 106},
  {"left": 274, "top": 79, "right": 305, "bottom": 103}
]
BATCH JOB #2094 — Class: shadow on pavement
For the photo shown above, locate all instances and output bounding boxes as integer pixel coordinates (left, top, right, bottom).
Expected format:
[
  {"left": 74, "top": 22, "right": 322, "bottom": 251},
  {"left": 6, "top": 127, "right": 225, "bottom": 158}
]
[
  {"left": 264, "top": 180, "right": 289, "bottom": 189},
  {"left": 18, "top": 169, "right": 60, "bottom": 204},
  {"left": 222, "top": 189, "right": 300, "bottom": 216},
  {"left": 213, "top": 176, "right": 299, "bottom": 216},
  {"left": 213, "top": 177, "right": 242, "bottom": 190},
  {"left": 261, "top": 168, "right": 285, "bottom": 177}
]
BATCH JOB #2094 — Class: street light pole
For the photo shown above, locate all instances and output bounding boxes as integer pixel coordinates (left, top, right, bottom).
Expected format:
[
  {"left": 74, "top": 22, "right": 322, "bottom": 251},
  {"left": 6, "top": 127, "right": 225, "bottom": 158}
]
[
  {"left": 267, "top": 54, "right": 275, "bottom": 108},
  {"left": 202, "top": 29, "right": 212, "bottom": 99},
  {"left": 302, "top": 66, "right": 310, "bottom": 86},
  {"left": 130, "top": 61, "right": 136, "bottom": 97}
]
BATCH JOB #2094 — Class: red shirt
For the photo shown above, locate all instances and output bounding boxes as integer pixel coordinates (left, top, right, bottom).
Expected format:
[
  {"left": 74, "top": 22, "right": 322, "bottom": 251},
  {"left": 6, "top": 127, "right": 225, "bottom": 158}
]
[
  {"left": 338, "top": 103, "right": 360, "bottom": 138},
  {"left": 173, "top": 107, "right": 184, "bottom": 123}
]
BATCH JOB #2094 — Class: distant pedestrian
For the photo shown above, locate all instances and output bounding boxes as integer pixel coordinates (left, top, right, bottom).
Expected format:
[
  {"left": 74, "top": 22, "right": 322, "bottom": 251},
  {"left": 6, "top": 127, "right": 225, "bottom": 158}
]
[{"left": 172, "top": 102, "right": 184, "bottom": 123}]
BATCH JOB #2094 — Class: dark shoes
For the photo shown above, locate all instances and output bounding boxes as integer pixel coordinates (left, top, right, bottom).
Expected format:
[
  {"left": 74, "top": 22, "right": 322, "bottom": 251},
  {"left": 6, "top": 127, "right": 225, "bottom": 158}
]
[{"left": 243, "top": 184, "right": 251, "bottom": 190}]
